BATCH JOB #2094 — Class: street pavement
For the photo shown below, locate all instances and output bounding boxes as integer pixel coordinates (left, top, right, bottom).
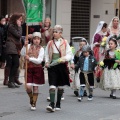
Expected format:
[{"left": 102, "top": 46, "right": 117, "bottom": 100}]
[{"left": 0, "top": 69, "right": 120, "bottom": 120}]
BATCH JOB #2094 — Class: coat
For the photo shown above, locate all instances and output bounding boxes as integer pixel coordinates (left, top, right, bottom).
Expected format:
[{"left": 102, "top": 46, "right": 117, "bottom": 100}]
[
  {"left": 5, "top": 24, "right": 22, "bottom": 55},
  {"left": 76, "top": 55, "right": 97, "bottom": 72}
]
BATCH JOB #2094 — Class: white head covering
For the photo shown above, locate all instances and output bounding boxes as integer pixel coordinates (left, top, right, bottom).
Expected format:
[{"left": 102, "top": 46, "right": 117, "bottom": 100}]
[
  {"left": 53, "top": 25, "right": 63, "bottom": 33},
  {"left": 80, "top": 37, "right": 89, "bottom": 46},
  {"left": 108, "top": 16, "right": 120, "bottom": 29},
  {"left": 32, "top": 32, "right": 41, "bottom": 38},
  {"left": 91, "top": 21, "right": 105, "bottom": 49},
  {"left": 108, "top": 16, "right": 120, "bottom": 36}
]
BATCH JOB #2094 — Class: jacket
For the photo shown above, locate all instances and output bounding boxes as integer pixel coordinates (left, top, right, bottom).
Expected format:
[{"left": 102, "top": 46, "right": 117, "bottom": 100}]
[
  {"left": 75, "top": 55, "right": 97, "bottom": 72},
  {"left": 5, "top": 24, "right": 22, "bottom": 54}
]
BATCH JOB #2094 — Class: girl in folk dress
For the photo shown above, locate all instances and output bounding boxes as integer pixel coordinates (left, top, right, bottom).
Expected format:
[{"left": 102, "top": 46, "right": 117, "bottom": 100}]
[
  {"left": 91, "top": 21, "right": 108, "bottom": 84},
  {"left": 101, "top": 37, "right": 120, "bottom": 99},
  {"left": 21, "top": 32, "right": 45, "bottom": 110}
]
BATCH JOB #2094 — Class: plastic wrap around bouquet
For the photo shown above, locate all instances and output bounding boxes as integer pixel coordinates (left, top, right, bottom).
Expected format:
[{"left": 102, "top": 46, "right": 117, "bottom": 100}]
[
  {"left": 113, "top": 49, "right": 120, "bottom": 69},
  {"left": 70, "top": 46, "right": 75, "bottom": 55},
  {"left": 48, "top": 57, "right": 66, "bottom": 68}
]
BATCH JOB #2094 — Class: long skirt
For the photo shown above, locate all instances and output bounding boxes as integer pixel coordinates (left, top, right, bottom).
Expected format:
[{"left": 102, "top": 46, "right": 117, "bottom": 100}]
[{"left": 100, "top": 68, "right": 120, "bottom": 90}]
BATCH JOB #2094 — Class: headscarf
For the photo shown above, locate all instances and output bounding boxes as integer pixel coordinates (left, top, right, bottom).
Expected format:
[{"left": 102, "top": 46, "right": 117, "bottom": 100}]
[
  {"left": 91, "top": 21, "right": 105, "bottom": 49},
  {"left": 80, "top": 37, "right": 89, "bottom": 46},
  {"left": 108, "top": 16, "right": 120, "bottom": 36}
]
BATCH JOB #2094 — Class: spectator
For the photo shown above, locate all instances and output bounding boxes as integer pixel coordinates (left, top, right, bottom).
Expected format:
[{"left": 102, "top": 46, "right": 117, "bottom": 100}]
[{"left": 5, "top": 13, "right": 23, "bottom": 88}]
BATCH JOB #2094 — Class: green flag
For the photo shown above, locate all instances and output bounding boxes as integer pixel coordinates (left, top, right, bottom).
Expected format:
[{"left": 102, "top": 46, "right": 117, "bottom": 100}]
[{"left": 22, "top": 0, "right": 45, "bottom": 25}]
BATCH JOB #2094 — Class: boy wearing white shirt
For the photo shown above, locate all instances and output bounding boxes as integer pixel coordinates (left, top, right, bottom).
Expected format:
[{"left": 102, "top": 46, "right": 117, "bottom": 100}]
[{"left": 45, "top": 25, "right": 72, "bottom": 112}]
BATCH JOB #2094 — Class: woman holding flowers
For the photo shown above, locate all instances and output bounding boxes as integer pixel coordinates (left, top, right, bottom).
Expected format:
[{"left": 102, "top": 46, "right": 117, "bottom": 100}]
[
  {"left": 91, "top": 21, "right": 108, "bottom": 83},
  {"left": 91, "top": 21, "right": 108, "bottom": 61}
]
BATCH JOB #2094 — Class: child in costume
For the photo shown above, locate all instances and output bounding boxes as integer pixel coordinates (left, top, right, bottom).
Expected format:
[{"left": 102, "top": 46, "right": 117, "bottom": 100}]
[
  {"left": 45, "top": 25, "right": 72, "bottom": 112},
  {"left": 75, "top": 45, "right": 97, "bottom": 101},
  {"left": 72, "top": 38, "right": 88, "bottom": 97},
  {"left": 100, "top": 37, "right": 120, "bottom": 99},
  {"left": 21, "top": 32, "right": 45, "bottom": 110}
]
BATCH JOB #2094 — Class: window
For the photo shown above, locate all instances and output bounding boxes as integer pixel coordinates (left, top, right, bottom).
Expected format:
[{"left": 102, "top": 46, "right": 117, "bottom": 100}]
[{"left": 71, "top": 0, "right": 91, "bottom": 40}]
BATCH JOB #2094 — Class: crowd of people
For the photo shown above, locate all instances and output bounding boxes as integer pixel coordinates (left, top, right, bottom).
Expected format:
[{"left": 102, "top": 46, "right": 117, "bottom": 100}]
[{"left": 0, "top": 13, "right": 120, "bottom": 112}]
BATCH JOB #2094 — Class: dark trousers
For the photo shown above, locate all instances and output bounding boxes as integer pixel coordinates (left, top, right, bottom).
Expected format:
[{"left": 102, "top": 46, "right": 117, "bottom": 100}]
[
  {"left": 0, "top": 48, "right": 6, "bottom": 63},
  {"left": 80, "top": 72, "right": 94, "bottom": 86},
  {"left": 6, "top": 54, "right": 19, "bottom": 83}
]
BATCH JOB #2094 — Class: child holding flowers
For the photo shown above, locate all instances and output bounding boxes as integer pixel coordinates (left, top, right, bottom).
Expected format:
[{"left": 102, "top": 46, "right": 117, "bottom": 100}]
[
  {"left": 45, "top": 25, "right": 72, "bottom": 112},
  {"left": 100, "top": 37, "right": 120, "bottom": 99}
]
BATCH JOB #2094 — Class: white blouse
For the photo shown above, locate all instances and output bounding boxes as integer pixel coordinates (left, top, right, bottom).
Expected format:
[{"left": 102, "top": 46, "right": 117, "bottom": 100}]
[
  {"left": 45, "top": 38, "right": 72, "bottom": 63},
  {"left": 20, "top": 44, "right": 44, "bottom": 64}
]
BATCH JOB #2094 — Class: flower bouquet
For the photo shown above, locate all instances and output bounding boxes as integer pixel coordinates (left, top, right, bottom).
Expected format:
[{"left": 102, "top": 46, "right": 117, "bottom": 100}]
[{"left": 100, "top": 36, "right": 107, "bottom": 47}]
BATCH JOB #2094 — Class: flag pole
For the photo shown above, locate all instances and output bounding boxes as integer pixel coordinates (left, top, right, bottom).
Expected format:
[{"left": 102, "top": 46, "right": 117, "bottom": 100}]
[{"left": 25, "top": 24, "right": 28, "bottom": 89}]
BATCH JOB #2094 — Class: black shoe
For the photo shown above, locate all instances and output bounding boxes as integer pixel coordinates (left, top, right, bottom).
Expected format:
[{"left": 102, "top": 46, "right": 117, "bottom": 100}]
[
  {"left": 96, "top": 77, "right": 100, "bottom": 83},
  {"left": 88, "top": 95, "right": 93, "bottom": 101},
  {"left": 110, "top": 94, "right": 113, "bottom": 98},
  {"left": 56, "top": 102, "right": 61, "bottom": 111},
  {"left": 8, "top": 82, "right": 16, "bottom": 88},
  {"left": 83, "top": 90, "right": 87, "bottom": 97},
  {"left": 15, "top": 80, "right": 23, "bottom": 85},
  {"left": 77, "top": 97, "right": 82, "bottom": 102},
  {"left": 112, "top": 96, "right": 116, "bottom": 99},
  {"left": 74, "top": 91, "right": 78, "bottom": 97},
  {"left": 13, "top": 83, "right": 20, "bottom": 88},
  {"left": 110, "top": 94, "right": 116, "bottom": 99},
  {"left": 46, "top": 102, "right": 55, "bottom": 112}
]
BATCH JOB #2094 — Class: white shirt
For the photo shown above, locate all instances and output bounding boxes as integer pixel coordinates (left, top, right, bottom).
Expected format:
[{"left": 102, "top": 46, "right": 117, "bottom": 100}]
[
  {"left": 20, "top": 44, "right": 44, "bottom": 64},
  {"left": 45, "top": 38, "right": 73, "bottom": 63}
]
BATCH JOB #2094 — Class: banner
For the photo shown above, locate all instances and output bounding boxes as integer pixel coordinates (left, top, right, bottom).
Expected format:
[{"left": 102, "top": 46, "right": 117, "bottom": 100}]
[{"left": 22, "top": 0, "right": 45, "bottom": 25}]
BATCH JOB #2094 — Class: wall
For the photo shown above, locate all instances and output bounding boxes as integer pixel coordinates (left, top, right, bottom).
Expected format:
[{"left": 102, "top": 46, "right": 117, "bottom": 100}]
[
  {"left": 56, "top": 0, "right": 72, "bottom": 43},
  {"left": 7, "top": 0, "right": 24, "bottom": 15},
  {"left": 90, "top": 0, "right": 117, "bottom": 43}
]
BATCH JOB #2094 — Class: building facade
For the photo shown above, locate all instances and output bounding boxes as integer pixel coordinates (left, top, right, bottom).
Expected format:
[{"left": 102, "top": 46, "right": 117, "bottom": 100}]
[{"left": 0, "top": 0, "right": 120, "bottom": 43}]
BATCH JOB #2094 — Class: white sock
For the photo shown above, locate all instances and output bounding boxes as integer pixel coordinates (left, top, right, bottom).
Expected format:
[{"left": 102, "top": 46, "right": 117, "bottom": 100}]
[{"left": 112, "top": 89, "right": 116, "bottom": 96}]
